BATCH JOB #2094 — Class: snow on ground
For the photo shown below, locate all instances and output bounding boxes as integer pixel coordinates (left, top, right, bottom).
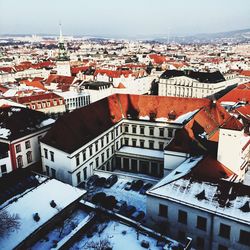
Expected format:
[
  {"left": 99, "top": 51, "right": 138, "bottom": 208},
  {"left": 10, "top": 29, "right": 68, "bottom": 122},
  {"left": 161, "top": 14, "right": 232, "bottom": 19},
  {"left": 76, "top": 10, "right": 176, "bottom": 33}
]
[
  {"left": 31, "top": 209, "right": 89, "bottom": 250},
  {"left": 0, "top": 179, "right": 86, "bottom": 250},
  {"left": 89, "top": 176, "right": 147, "bottom": 213},
  {"left": 69, "top": 220, "right": 168, "bottom": 250}
]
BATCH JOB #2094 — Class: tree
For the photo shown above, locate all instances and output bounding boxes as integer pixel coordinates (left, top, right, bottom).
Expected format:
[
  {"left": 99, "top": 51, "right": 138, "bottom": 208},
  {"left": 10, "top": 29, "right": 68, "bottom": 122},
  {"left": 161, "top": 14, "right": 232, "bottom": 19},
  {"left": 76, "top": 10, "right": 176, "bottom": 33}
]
[
  {"left": 0, "top": 210, "right": 20, "bottom": 236},
  {"left": 85, "top": 237, "right": 112, "bottom": 250}
]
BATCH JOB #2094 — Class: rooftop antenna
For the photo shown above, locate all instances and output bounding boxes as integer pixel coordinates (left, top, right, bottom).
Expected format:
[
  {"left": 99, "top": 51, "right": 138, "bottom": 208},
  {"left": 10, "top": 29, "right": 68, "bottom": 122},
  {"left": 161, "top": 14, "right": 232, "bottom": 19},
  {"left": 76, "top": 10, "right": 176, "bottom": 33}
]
[{"left": 59, "top": 21, "right": 63, "bottom": 42}]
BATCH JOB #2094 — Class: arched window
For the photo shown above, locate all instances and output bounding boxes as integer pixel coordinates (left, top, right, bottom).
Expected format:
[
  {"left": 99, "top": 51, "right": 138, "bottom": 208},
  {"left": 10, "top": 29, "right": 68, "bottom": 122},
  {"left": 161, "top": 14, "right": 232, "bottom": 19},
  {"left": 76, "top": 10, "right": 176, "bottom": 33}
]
[
  {"left": 17, "top": 155, "right": 23, "bottom": 168},
  {"left": 26, "top": 151, "right": 32, "bottom": 164}
]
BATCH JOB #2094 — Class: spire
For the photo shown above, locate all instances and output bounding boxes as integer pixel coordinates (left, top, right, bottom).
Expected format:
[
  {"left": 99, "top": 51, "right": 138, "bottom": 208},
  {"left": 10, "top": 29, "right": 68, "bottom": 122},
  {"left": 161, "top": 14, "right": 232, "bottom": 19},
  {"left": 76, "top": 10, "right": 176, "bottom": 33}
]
[
  {"left": 57, "top": 23, "right": 69, "bottom": 61},
  {"left": 59, "top": 22, "right": 64, "bottom": 43}
]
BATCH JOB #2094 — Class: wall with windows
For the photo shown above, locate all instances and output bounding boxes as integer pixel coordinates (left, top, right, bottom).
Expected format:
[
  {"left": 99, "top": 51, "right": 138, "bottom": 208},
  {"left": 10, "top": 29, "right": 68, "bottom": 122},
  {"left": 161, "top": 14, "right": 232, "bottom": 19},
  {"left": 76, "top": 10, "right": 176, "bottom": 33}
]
[
  {"left": 11, "top": 129, "right": 49, "bottom": 170},
  {"left": 0, "top": 146, "right": 11, "bottom": 177},
  {"left": 146, "top": 194, "right": 250, "bottom": 250}
]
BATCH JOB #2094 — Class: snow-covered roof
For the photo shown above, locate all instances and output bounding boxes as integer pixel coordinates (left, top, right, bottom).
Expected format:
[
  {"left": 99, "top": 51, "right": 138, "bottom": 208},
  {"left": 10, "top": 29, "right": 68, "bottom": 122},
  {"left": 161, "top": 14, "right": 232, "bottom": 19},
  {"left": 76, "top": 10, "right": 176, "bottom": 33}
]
[
  {"left": 0, "top": 179, "right": 86, "bottom": 249},
  {"left": 118, "top": 146, "right": 164, "bottom": 159},
  {"left": 151, "top": 156, "right": 203, "bottom": 190},
  {"left": 148, "top": 172, "right": 250, "bottom": 224}
]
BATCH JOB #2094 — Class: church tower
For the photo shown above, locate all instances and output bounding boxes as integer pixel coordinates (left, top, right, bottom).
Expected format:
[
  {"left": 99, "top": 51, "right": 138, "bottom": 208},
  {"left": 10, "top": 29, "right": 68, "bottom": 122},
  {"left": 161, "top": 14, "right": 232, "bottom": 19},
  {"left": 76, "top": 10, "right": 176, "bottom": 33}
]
[{"left": 56, "top": 23, "right": 71, "bottom": 76}]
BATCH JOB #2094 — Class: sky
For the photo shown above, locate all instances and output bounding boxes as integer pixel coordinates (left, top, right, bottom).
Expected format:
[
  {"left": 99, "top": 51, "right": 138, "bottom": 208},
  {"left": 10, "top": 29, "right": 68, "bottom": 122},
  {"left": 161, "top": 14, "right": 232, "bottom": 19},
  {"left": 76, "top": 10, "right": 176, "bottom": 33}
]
[{"left": 0, "top": 0, "right": 249, "bottom": 38}]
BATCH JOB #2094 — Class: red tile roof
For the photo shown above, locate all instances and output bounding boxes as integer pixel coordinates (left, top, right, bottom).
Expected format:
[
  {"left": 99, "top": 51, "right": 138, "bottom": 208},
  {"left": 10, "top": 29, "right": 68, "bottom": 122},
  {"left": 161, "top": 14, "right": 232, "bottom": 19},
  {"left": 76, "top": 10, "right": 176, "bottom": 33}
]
[
  {"left": 45, "top": 75, "right": 75, "bottom": 88},
  {"left": 42, "top": 94, "right": 228, "bottom": 154},
  {"left": 240, "top": 70, "right": 250, "bottom": 77},
  {"left": 219, "top": 83, "right": 250, "bottom": 103},
  {"left": 149, "top": 54, "right": 167, "bottom": 64},
  {"left": 220, "top": 116, "right": 244, "bottom": 131}
]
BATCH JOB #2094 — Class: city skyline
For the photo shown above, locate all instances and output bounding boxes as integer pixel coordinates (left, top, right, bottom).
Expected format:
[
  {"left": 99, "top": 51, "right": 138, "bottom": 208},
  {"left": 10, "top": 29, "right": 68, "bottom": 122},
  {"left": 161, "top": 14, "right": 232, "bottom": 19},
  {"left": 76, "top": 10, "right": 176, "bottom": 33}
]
[{"left": 0, "top": 0, "right": 250, "bottom": 38}]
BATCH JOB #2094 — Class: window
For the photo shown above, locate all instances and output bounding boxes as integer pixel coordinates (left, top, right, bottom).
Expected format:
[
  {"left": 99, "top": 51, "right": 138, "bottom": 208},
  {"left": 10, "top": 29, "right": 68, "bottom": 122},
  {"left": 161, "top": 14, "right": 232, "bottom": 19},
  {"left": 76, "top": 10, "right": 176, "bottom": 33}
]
[
  {"left": 124, "top": 138, "right": 129, "bottom": 146},
  {"left": 45, "top": 165, "right": 49, "bottom": 175},
  {"left": 89, "top": 146, "right": 93, "bottom": 156},
  {"left": 116, "top": 127, "right": 118, "bottom": 136},
  {"left": 140, "top": 140, "right": 145, "bottom": 148},
  {"left": 125, "top": 125, "right": 129, "bottom": 133},
  {"left": 17, "top": 155, "right": 23, "bottom": 168},
  {"left": 112, "top": 145, "right": 114, "bottom": 154},
  {"left": 218, "top": 245, "right": 228, "bottom": 250},
  {"left": 116, "top": 141, "right": 119, "bottom": 150},
  {"left": 95, "top": 157, "right": 99, "bottom": 168},
  {"left": 16, "top": 144, "right": 21, "bottom": 153},
  {"left": 76, "top": 154, "right": 80, "bottom": 166},
  {"left": 196, "top": 237, "right": 205, "bottom": 249},
  {"left": 106, "top": 134, "right": 109, "bottom": 144},
  {"left": 149, "top": 127, "right": 154, "bottom": 136},
  {"left": 111, "top": 131, "right": 114, "bottom": 140},
  {"left": 77, "top": 172, "right": 81, "bottom": 184},
  {"left": 159, "top": 204, "right": 168, "bottom": 217},
  {"left": 120, "top": 126, "right": 122, "bottom": 133},
  {"left": 50, "top": 151, "right": 54, "bottom": 162},
  {"left": 178, "top": 210, "right": 187, "bottom": 224},
  {"left": 132, "top": 125, "right": 137, "bottom": 133},
  {"left": 0, "top": 164, "right": 7, "bottom": 175},
  {"left": 101, "top": 153, "right": 104, "bottom": 163},
  {"left": 219, "top": 223, "right": 230, "bottom": 239},
  {"left": 83, "top": 168, "right": 87, "bottom": 180},
  {"left": 159, "top": 128, "right": 164, "bottom": 137},
  {"left": 132, "top": 139, "right": 137, "bottom": 147},
  {"left": 197, "top": 216, "right": 207, "bottom": 231},
  {"left": 140, "top": 126, "right": 145, "bottom": 135},
  {"left": 239, "top": 230, "right": 250, "bottom": 246},
  {"left": 101, "top": 137, "right": 104, "bottom": 147},
  {"left": 95, "top": 142, "right": 98, "bottom": 152},
  {"left": 26, "top": 151, "right": 32, "bottom": 164},
  {"left": 168, "top": 129, "right": 173, "bottom": 137},
  {"left": 107, "top": 149, "right": 110, "bottom": 158},
  {"left": 25, "top": 140, "right": 31, "bottom": 149},
  {"left": 82, "top": 150, "right": 86, "bottom": 161},
  {"left": 159, "top": 142, "right": 164, "bottom": 150},
  {"left": 149, "top": 140, "right": 154, "bottom": 149},
  {"left": 51, "top": 168, "right": 56, "bottom": 178}
]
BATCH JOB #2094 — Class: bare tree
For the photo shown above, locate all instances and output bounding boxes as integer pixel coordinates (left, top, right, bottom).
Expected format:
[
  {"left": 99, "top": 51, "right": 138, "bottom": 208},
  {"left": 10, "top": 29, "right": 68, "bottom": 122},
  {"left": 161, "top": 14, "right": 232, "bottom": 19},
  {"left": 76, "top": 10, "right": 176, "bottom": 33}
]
[
  {"left": 85, "top": 237, "right": 112, "bottom": 250},
  {"left": 0, "top": 210, "right": 20, "bottom": 237}
]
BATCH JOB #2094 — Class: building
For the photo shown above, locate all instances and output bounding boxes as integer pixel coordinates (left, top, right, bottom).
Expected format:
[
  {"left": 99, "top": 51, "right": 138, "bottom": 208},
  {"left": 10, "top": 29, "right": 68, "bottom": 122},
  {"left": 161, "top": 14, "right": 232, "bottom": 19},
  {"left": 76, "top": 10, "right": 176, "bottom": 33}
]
[
  {"left": 40, "top": 94, "right": 230, "bottom": 186},
  {"left": 0, "top": 178, "right": 85, "bottom": 249},
  {"left": 56, "top": 90, "right": 90, "bottom": 112},
  {"left": 146, "top": 156, "right": 250, "bottom": 250},
  {"left": 0, "top": 106, "right": 55, "bottom": 176},
  {"left": 11, "top": 92, "right": 66, "bottom": 114},
  {"left": 158, "top": 70, "right": 240, "bottom": 98},
  {"left": 56, "top": 24, "right": 71, "bottom": 77}
]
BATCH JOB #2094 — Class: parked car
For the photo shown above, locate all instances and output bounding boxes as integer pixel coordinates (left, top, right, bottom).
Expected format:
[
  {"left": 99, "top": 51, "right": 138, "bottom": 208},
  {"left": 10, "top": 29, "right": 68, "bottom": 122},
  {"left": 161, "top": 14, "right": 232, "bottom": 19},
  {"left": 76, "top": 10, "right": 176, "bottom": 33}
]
[
  {"left": 113, "top": 200, "right": 127, "bottom": 213},
  {"left": 95, "top": 177, "right": 106, "bottom": 187},
  {"left": 139, "top": 183, "right": 153, "bottom": 195},
  {"left": 86, "top": 175, "right": 99, "bottom": 186},
  {"left": 122, "top": 205, "right": 136, "bottom": 217},
  {"left": 91, "top": 192, "right": 106, "bottom": 204},
  {"left": 105, "top": 174, "right": 118, "bottom": 188},
  {"left": 130, "top": 210, "right": 145, "bottom": 221},
  {"left": 103, "top": 195, "right": 117, "bottom": 210},
  {"left": 131, "top": 180, "right": 144, "bottom": 191},
  {"left": 124, "top": 181, "right": 133, "bottom": 191}
]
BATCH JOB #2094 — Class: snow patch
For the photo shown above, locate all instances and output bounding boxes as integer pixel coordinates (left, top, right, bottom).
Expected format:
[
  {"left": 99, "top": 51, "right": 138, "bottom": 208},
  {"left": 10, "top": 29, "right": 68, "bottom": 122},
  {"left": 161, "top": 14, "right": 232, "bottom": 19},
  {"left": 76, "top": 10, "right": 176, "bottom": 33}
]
[
  {"left": 0, "top": 128, "right": 11, "bottom": 139},
  {"left": 40, "top": 118, "right": 55, "bottom": 127}
]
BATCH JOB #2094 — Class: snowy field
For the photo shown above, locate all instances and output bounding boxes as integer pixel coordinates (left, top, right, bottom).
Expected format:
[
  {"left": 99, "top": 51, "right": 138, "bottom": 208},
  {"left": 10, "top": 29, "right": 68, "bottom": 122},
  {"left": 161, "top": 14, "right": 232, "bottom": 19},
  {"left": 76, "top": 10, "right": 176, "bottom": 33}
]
[
  {"left": 31, "top": 209, "right": 89, "bottom": 250},
  {"left": 69, "top": 220, "right": 172, "bottom": 250}
]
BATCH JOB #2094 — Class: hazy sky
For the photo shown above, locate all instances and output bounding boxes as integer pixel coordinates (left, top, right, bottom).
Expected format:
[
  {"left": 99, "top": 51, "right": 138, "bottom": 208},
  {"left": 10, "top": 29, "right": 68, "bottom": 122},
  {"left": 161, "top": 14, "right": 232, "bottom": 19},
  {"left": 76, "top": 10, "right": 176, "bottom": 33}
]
[{"left": 0, "top": 0, "right": 249, "bottom": 37}]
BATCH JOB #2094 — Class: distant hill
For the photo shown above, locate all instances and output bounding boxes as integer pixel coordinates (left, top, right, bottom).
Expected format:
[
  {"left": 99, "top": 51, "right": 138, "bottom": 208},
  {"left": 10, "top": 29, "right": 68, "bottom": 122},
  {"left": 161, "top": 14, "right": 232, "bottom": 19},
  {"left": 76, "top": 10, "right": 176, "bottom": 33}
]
[{"left": 156, "top": 28, "right": 250, "bottom": 44}]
